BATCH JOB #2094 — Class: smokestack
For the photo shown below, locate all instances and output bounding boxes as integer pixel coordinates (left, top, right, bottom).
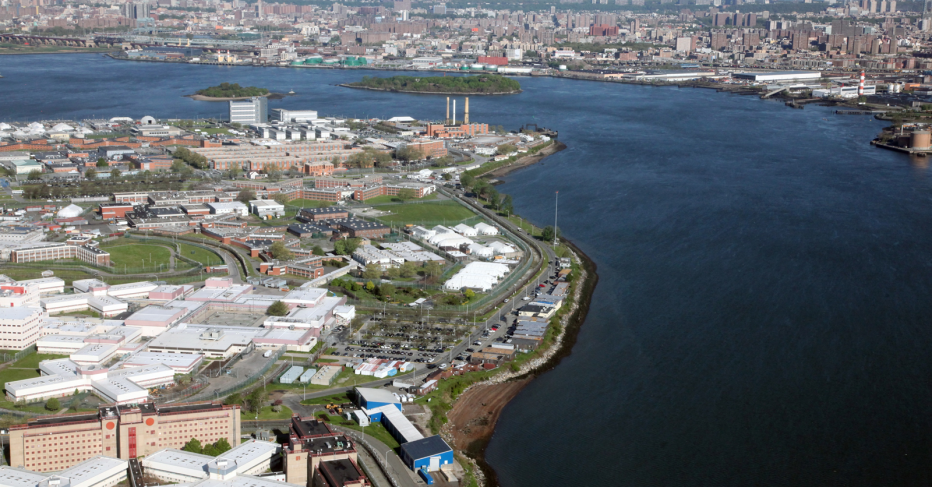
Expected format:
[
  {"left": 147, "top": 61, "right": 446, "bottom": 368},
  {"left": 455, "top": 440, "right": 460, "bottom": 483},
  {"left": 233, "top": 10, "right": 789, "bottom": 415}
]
[
  {"left": 465, "top": 97, "right": 469, "bottom": 124},
  {"left": 446, "top": 97, "right": 450, "bottom": 124},
  {"left": 858, "top": 70, "right": 865, "bottom": 96},
  {"left": 453, "top": 100, "right": 456, "bottom": 125}
]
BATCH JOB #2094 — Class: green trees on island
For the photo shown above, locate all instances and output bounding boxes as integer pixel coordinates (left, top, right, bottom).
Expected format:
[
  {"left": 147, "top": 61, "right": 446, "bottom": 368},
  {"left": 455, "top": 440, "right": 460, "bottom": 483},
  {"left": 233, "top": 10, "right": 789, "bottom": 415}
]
[
  {"left": 350, "top": 75, "right": 521, "bottom": 94},
  {"left": 196, "top": 83, "right": 269, "bottom": 98}
]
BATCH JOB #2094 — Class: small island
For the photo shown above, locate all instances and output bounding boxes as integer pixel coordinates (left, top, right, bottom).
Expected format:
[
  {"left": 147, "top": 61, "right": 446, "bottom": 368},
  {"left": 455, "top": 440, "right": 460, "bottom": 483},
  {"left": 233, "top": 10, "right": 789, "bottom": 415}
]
[
  {"left": 187, "top": 82, "right": 273, "bottom": 101},
  {"left": 342, "top": 74, "right": 522, "bottom": 95}
]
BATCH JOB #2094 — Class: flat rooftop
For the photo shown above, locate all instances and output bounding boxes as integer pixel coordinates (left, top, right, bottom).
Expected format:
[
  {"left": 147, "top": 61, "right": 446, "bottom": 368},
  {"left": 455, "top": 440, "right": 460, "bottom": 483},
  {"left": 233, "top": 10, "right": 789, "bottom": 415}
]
[{"left": 291, "top": 417, "right": 333, "bottom": 438}]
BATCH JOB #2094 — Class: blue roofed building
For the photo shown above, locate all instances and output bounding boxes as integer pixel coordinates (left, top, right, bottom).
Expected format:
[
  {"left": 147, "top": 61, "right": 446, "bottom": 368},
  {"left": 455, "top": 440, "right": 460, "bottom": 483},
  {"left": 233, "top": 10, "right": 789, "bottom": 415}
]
[{"left": 399, "top": 436, "right": 454, "bottom": 472}]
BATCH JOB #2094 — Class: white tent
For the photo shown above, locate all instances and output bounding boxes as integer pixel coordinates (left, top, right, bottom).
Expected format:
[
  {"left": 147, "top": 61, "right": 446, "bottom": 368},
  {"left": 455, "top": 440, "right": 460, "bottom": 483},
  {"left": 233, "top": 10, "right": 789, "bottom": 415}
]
[{"left": 57, "top": 204, "right": 83, "bottom": 218}]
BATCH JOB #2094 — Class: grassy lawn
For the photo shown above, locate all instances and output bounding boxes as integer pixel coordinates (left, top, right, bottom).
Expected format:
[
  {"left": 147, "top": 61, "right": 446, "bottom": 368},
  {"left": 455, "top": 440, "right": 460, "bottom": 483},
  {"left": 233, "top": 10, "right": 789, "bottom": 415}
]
[
  {"left": 12, "top": 353, "right": 70, "bottom": 369},
  {"left": 0, "top": 353, "right": 71, "bottom": 413},
  {"left": 177, "top": 242, "right": 222, "bottom": 267},
  {"left": 315, "top": 412, "right": 401, "bottom": 450},
  {"left": 241, "top": 405, "right": 293, "bottom": 421},
  {"left": 371, "top": 202, "right": 475, "bottom": 225},
  {"left": 362, "top": 193, "right": 439, "bottom": 205},
  {"left": 300, "top": 393, "right": 351, "bottom": 406},
  {"left": 100, "top": 243, "right": 173, "bottom": 270}
]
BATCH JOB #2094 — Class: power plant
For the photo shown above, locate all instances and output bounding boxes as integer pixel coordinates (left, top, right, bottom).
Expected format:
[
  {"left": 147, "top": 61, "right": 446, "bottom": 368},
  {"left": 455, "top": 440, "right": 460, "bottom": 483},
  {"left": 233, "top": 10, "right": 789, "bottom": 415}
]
[{"left": 444, "top": 96, "right": 469, "bottom": 124}]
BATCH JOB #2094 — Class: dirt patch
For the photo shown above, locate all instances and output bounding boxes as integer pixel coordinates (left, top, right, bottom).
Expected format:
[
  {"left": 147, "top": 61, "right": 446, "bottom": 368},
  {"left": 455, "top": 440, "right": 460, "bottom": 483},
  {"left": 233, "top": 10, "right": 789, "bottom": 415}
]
[{"left": 446, "top": 379, "right": 530, "bottom": 453}]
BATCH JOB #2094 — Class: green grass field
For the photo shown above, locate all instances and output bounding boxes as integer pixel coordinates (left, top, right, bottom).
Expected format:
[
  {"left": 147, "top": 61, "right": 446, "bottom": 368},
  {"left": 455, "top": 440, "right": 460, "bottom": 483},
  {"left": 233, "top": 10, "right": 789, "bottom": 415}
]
[
  {"left": 300, "top": 393, "right": 351, "bottom": 406},
  {"left": 100, "top": 243, "right": 173, "bottom": 270},
  {"left": 363, "top": 193, "right": 439, "bottom": 205},
  {"left": 241, "top": 405, "right": 293, "bottom": 421},
  {"left": 0, "top": 353, "right": 71, "bottom": 413},
  {"left": 315, "top": 412, "right": 400, "bottom": 449},
  {"left": 372, "top": 202, "right": 475, "bottom": 225},
  {"left": 177, "top": 243, "right": 222, "bottom": 267}
]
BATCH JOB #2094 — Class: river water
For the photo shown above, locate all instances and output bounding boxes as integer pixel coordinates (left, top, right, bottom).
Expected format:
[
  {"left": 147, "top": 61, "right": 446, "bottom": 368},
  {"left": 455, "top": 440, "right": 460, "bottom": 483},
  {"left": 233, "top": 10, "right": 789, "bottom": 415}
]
[{"left": 3, "top": 55, "right": 932, "bottom": 486}]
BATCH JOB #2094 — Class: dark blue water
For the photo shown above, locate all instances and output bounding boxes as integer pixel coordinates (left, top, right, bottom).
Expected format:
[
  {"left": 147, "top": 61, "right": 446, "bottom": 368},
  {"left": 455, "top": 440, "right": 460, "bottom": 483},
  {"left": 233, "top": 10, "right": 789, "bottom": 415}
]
[{"left": 3, "top": 55, "right": 932, "bottom": 486}]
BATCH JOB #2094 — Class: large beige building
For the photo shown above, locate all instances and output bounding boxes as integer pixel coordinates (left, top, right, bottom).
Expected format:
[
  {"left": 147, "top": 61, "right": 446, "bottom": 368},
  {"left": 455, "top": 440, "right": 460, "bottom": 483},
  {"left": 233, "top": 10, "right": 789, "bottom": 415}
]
[{"left": 9, "top": 402, "right": 241, "bottom": 472}]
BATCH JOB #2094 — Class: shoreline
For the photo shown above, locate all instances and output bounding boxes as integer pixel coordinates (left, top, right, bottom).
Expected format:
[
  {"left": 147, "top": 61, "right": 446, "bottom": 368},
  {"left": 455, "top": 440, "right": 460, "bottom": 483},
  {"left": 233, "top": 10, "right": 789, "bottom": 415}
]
[
  {"left": 485, "top": 141, "right": 566, "bottom": 179},
  {"left": 185, "top": 92, "right": 287, "bottom": 101},
  {"left": 436, "top": 140, "right": 596, "bottom": 487},
  {"left": 339, "top": 83, "right": 522, "bottom": 96},
  {"left": 443, "top": 238, "right": 599, "bottom": 486}
]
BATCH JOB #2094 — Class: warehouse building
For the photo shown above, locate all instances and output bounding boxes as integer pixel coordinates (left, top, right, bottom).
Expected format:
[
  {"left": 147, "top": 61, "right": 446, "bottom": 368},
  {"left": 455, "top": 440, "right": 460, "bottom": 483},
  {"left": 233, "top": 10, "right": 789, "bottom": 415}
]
[
  {"left": 249, "top": 199, "right": 286, "bottom": 218},
  {"left": 732, "top": 70, "right": 821, "bottom": 83},
  {"left": 399, "top": 436, "right": 454, "bottom": 473},
  {"left": 354, "top": 387, "right": 401, "bottom": 412}
]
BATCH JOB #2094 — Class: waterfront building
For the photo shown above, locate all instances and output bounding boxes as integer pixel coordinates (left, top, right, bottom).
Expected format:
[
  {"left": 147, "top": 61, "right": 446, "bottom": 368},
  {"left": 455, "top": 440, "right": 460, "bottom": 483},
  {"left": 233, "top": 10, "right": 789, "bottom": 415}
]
[{"left": 229, "top": 97, "right": 268, "bottom": 125}]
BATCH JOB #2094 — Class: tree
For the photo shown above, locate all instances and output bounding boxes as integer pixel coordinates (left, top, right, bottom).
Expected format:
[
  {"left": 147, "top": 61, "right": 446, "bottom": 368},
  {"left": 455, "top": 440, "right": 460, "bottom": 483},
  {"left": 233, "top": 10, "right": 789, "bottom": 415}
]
[
  {"left": 96, "top": 157, "right": 109, "bottom": 168},
  {"left": 487, "top": 187, "right": 500, "bottom": 208},
  {"left": 45, "top": 398, "right": 60, "bottom": 411},
  {"left": 386, "top": 267, "right": 401, "bottom": 279},
  {"left": 400, "top": 261, "right": 417, "bottom": 278},
  {"left": 85, "top": 168, "right": 97, "bottom": 180},
  {"left": 442, "top": 173, "right": 453, "bottom": 181},
  {"left": 171, "top": 159, "right": 187, "bottom": 173},
  {"left": 496, "top": 143, "right": 517, "bottom": 155},
  {"left": 500, "top": 194, "right": 514, "bottom": 215},
  {"left": 395, "top": 146, "right": 424, "bottom": 163},
  {"left": 110, "top": 168, "right": 121, "bottom": 179},
  {"left": 273, "top": 193, "right": 290, "bottom": 205},
  {"left": 27, "top": 169, "right": 41, "bottom": 181},
  {"left": 229, "top": 164, "right": 242, "bottom": 179},
  {"left": 312, "top": 245, "right": 324, "bottom": 256},
  {"left": 424, "top": 261, "right": 443, "bottom": 279},
  {"left": 246, "top": 388, "right": 264, "bottom": 413},
  {"left": 363, "top": 263, "right": 382, "bottom": 280},
  {"left": 380, "top": 283, "right": 396, "bottom": 299},
  {"left": 460, "top": 173, "right": 475, "bottom": 189},
  {"left": 269, "top": 241, "right": 294, "bottom": 261},
  {"left": 267, "top": 300, "right": 289, "bottom": 316},
  {"left": 433, "top": 155, "right": 454, "bottom": 167},
  {"left": 215, "top": 438, "right": 232, "bottom": 454},
  {"left": 224, "top": 393, "right": 242, "bottom": 406},
  {"left": 365, "top": 281, "right": 375, "bottom": 292},
  {"left": 237, "top": 189, "right": 256, "bottom": 203},
  {"left": 541, "top": 225, "right": 560, "bottom": 243},
  {"left": 268, "top": 169, "right": 282, "bottom": 181},
  {"left": 183, "top": 438, "right": 203, "bottom": 454},
  {"left": 396, "top": 188, "right": 417, "bottom": 201}
]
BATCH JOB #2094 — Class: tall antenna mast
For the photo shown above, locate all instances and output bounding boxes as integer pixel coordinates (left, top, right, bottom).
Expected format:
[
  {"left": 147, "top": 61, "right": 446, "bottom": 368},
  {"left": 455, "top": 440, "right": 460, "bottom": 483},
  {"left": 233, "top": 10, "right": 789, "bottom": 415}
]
[{"left": 553, "top": 191, "right": 558, "bottom": 248}]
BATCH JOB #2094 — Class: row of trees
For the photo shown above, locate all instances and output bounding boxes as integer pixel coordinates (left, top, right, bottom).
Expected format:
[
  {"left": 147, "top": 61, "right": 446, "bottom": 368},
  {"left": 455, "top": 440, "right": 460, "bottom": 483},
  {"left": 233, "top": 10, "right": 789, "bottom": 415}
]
[
  {"left": 173, "top": 147, "right": 209, "bottom": 170},
  {"left": 459, "top": 172, "right": 514, "bottom": 214},
  {"left": 360, "top": 260, "right": 444, "bottom": 281}
]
